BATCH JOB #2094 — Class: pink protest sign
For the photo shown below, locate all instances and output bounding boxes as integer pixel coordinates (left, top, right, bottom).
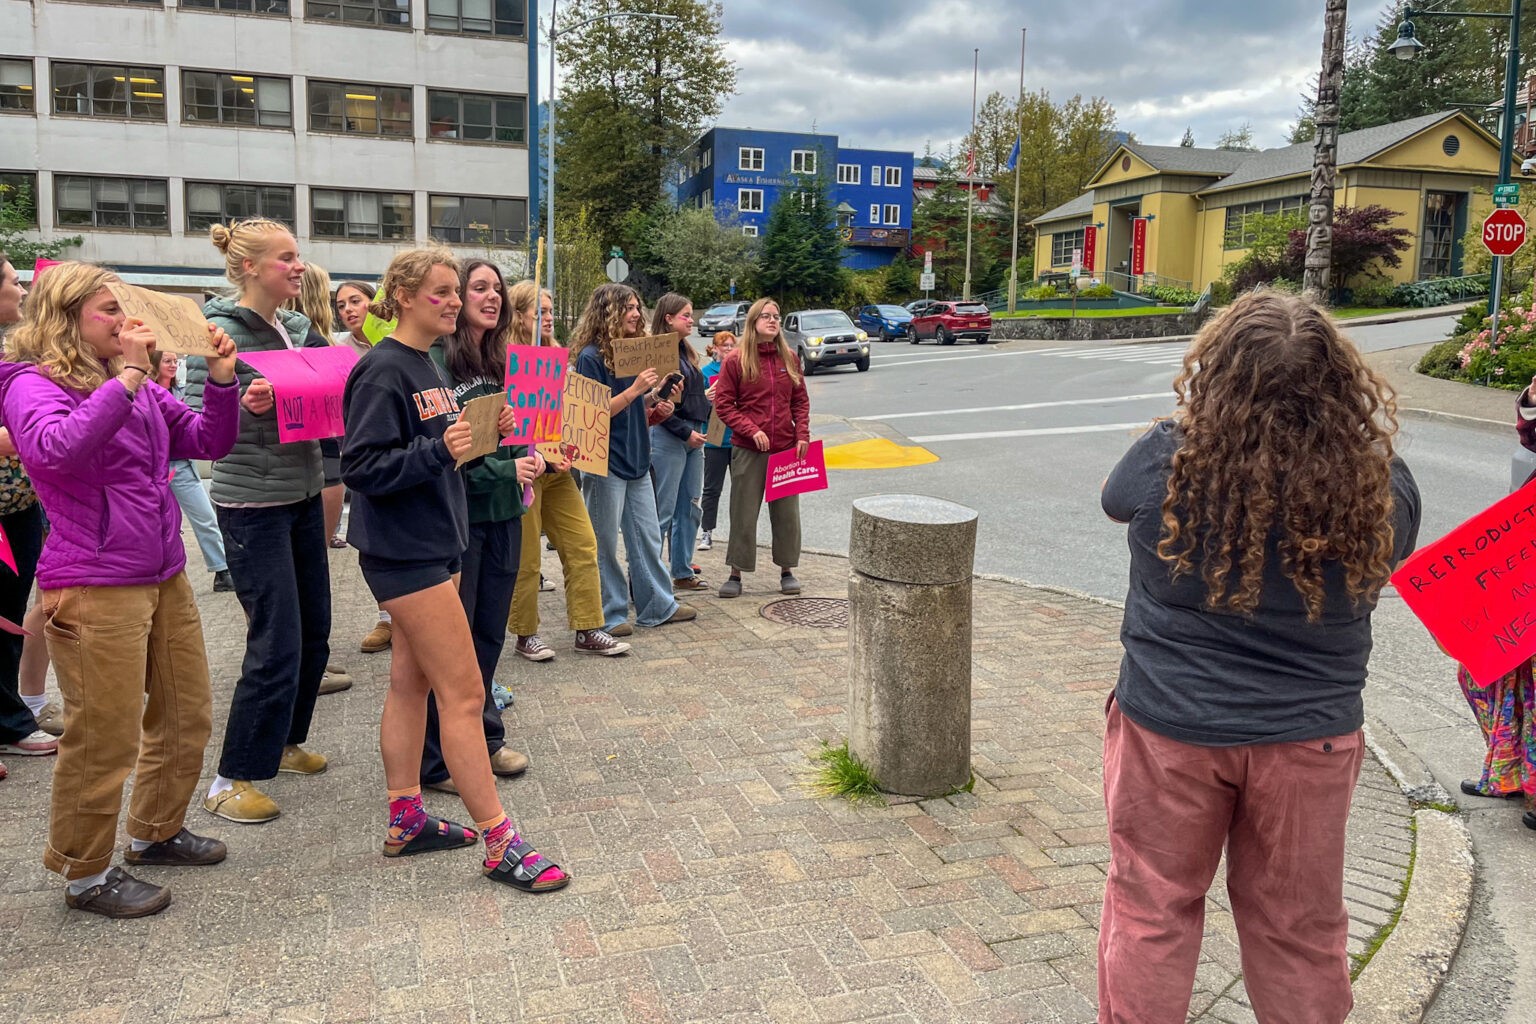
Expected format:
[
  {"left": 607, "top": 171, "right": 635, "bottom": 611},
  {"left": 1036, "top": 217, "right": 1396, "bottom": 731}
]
[
  {"left": 503, "top": 343, "right": 565, "bottom": 443},
  {"left": 32, "top": 258, "right": 60, "bottom": 280},
  {"left": 765, "top": 441, "right": 828, "bottom": 502},
  {"left": 0, "top": 519, "right": 14, "bottom": 575},
  {"left": 239, "top": 347, "right": 359, "bottom": 442}
]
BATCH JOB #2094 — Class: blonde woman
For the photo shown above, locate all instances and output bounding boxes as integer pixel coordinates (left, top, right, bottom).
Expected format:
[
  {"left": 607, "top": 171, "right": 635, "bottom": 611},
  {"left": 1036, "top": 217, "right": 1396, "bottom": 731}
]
[
  {"left": 185, "top": 219, "right": 333, "bottom": 825},
  {"left": 507, "top": 281, "right": 629, "bottom": 660},
  {"left": 712, "top": 297, "right": 810, "bottom": 597},
  {"left": 0, "top": 261, "right": 240, "bottom": 917}
]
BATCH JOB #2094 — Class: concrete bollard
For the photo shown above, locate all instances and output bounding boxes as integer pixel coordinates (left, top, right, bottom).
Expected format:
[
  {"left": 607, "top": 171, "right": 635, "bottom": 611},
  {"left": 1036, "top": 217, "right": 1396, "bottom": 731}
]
[{"left": 847, "top": 494, "right": 978, "bottom": 797}]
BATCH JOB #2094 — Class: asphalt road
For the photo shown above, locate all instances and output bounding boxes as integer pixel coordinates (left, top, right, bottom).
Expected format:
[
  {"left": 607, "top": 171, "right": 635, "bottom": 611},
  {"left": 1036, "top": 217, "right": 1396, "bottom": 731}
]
[{"left": 771, "top": 311, "right": 1531, "bottom": 1023}]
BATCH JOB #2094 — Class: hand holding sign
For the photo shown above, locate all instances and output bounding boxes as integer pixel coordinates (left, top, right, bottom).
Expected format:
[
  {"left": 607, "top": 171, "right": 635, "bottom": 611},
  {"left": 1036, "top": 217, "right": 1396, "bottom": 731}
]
[
  {"left": 764, "top": 440, "right": 828, "bottom": 502},
  {"left": 455, "top": 391, "right": 508, "bottom": 467},
  {"left": 238, "top": 348, "right": 358, "bottom": 441},
  {"left": 243, "top": 378, "right": 275, "bottom": 416},
  {"left": 119, "top": 318, "right": 155, "bottom": 370},
  {"left": 107, "top": 283, "right": 222, "bottom": 357},
  {"left": 444, "top": 417, "right": 475, "bottom": 462}
]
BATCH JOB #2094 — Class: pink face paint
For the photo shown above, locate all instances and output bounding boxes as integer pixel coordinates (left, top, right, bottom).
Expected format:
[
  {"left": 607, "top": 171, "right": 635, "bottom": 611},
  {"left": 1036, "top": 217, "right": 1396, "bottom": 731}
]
[
  {"left": 428, "top": 296, "right": 442, "bottom": 305},
  {"left": 91, "top": 315, "right": 112, "bottom": 323}
]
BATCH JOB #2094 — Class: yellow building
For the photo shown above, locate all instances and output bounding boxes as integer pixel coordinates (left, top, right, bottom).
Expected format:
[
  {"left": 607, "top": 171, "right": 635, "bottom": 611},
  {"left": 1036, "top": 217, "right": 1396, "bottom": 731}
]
[{"left": 1031, "top": 110, "right": 1501, "bottom": 291}]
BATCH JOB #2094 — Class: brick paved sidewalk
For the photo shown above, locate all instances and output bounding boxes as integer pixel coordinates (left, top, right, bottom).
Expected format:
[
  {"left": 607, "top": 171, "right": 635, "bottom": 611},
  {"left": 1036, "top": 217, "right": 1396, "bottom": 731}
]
[{"left": 0, "top": 528, "right": 1413, "bottom": 1024}]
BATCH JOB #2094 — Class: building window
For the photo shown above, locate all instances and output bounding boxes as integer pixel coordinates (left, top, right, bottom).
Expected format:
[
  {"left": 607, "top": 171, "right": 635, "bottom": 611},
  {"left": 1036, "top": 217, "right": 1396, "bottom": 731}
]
[
  {"left": 868, "top": 203, "right": 879, "bottom": 224},
  {"left": 186, "top": 181, "right": 294, "bottom": 232},
  {"left": 306, "top": 0, "right": 410, "bottom": 27},
  {"left": 1050, "top": 229, "right": 1085, "bottom": 266},
  {"left": 791, "top": 150, "right": 815, "bottom": 175},
  {"left": 871, "top": 165, "right": 881, "bottom": 186},
  {"left": 703, "top": 149, "right": 712, "bottom": 168},
  {"left": 739, "top": 147, "right": 764, "bottom": 172},
  {"left": 311, "top": 188, "right": 412, "bottom": 240},
  {"left": 427, "top": 89, "right": 525, "bottom": 143},
  {"left": 429, "top": 194, "right": 527, "bottom": 244},
  {"left": 702, "top": 187, "right": 712, "bottom": 210},
  {"left": 1419, "top": 191, "right": 1463, "bottom": 279},
  {"left": 742, "top": 224, "right": 758, "bottom": 237},
  {"left": 836, "top": 163, "right": 860, "bottom": 185},
  {"left": 0, "top": 172, "right": 39, "bottom": 226},
  {"left": 308, "top": 80, "right": 412, "bottom": 136},
  {"left": 55, "top": 174, "right": 169, "bottom": 230},
  {"left": 51, "top": 62, "right": 165, "bottom": 121},
  {"left": 427, "top": 0, "right": 524, "bottom": 36},
  {"left": 1223, "top": 195, "right": 1307, "bottom": 249},
  {"left": 0, "top": 59, "right": 34, "bottom": 113},
  {"left": 883, "top": 204, "right": 901, "bottom": 226},
  {"left": 739, "top": 188, "right": 763, "bottom": 213},
  {"left": 181, "top": 0, "right": 292, "bottom": 15},
  {"left": 183, "top": 71, "right": 291, "bottom": 128},
  {"left": 884, "top": 166, "right": 901, "bottom": 187}
]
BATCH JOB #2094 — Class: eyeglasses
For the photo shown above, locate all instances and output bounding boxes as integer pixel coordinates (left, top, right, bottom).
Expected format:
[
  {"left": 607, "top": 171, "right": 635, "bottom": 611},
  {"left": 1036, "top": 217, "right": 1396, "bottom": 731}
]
[{"left": 757, "top": 313, "right": 781, "bottom": 321}]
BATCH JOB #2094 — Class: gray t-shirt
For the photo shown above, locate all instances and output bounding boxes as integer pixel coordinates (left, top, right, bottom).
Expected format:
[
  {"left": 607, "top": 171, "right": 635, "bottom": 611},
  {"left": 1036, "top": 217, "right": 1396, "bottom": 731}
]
[{"left": 1101, "top": 419, "right": 1421, "bottom": 746}]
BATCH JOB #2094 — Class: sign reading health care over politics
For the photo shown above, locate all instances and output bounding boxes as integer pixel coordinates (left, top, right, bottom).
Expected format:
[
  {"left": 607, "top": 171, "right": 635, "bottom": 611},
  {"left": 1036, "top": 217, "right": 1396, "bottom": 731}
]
[
  {"left": 1392, "top": 481, "right": 1536, "bottom": 684},
  {"left": 764, "top": 440, "right": 828, "bottom": 503},
  {"left": 503, "top": 343, "right": 566, "bottom": 443},
  {"left": 238, "top": 347, "right": 359, "bottom": 443}
]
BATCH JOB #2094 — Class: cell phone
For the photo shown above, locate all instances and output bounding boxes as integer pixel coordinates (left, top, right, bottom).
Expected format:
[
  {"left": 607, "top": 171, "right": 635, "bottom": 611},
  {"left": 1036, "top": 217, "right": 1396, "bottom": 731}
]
[{"left": 660, "top": 372, "right": 684, "bottom": 396}]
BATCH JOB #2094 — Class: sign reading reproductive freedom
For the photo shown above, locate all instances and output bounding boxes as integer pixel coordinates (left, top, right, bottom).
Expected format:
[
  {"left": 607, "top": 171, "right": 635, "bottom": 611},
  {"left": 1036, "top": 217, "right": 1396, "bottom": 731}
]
[
  {"left": 764, "top": 440, "right": 828, "bottom": 502},
  {"left": 106, "top": 283, "right": 221, "bottom": 357},
  {"left": 503, "top": 343, "right": 565, "bottom": 443},
  {"left": 1392, "top": 482, "right": 1536, "bottom": 684},
  {"left": 238, "top": 347, "right": 359, "bottom": 443},
  {"left": 535, "top": 372, "right": 610, "bottom": 476},
  {"left": 612, "top": 332, "right": 678, "bottom": 380}
]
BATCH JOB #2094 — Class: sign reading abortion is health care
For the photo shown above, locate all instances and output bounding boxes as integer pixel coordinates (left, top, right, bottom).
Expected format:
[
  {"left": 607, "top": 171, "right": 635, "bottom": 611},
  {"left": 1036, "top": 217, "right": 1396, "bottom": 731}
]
[
  {"left": 764, "top": 441, "right": 828, "bottom": 503},
  {"left": 1392, "top": 481, "right": 1536, "bottom": 684}
]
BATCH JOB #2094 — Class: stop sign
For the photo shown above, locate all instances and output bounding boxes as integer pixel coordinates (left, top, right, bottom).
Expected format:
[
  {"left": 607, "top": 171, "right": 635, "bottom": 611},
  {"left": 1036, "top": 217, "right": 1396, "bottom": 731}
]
[{"left": 1484, "top": 208, "right": 1528, "bottom": 257}]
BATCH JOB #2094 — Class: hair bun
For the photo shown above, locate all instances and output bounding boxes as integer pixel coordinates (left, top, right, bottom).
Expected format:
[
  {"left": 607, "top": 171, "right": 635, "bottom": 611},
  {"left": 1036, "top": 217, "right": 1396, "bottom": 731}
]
[{"left": 208, "top": 223, "right": 232, "bottom": 252}]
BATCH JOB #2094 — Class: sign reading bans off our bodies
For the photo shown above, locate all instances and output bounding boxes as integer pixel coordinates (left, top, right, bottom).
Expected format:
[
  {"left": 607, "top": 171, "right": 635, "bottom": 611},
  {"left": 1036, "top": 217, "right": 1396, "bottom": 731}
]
[{"left": 1393, "top": 482, "right": 1536, "bottom": 684}]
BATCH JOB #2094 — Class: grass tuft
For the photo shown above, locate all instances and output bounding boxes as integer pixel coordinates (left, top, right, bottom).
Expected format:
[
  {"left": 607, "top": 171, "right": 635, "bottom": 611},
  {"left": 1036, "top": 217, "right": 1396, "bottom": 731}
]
[{"left": 808, "top": 741, "right": 885, "bottom": 805}]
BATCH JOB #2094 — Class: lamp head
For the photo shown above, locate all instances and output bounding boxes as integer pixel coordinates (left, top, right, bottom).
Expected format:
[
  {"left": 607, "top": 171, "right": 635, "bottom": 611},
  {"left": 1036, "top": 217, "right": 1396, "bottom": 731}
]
[{"left": 1388, "top": 19, "right": 1425, "bottom": 61}]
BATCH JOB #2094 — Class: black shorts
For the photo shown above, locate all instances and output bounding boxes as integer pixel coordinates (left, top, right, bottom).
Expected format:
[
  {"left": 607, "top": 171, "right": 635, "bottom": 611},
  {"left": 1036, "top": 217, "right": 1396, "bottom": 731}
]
[
  {"left": 358, "top": 553, "right": 462, "bottom": 603},
  {"left": 320, "top": 438, "right": 342, "bottom": 487}
]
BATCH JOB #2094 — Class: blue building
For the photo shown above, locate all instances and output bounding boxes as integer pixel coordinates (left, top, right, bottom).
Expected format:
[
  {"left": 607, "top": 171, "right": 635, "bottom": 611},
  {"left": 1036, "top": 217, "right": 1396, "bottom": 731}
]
[{"left": 676, "top": 127, "right": 915, "bottom": 270}]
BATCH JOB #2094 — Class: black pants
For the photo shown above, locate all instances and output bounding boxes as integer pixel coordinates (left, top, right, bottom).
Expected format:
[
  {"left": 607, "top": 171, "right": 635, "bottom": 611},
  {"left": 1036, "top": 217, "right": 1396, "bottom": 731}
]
[
  {"left": 420, "top": 516, "right": 521, "bottom": 785},
  {"left": 701, "top": 446, "right": 733, "bottom": 532},
  {"left": 215, "top": 496, "right": 332, "bottom": 781},
  {"left": 0, "top": 504, "right": 43, "bottom": 744}
]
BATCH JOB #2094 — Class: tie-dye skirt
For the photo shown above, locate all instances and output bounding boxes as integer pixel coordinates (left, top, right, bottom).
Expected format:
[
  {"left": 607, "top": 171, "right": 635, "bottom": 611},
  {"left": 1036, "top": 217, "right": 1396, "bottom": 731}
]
[{"left": 1457, "top": 659, "right": 1536, "bottom": 799}]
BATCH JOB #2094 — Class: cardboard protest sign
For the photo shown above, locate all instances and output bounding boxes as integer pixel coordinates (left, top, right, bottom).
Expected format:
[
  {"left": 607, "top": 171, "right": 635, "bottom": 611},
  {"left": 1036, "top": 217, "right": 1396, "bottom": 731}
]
[
  {"left": 612, "top": 332, "right": 678, "bottom": 380},
  {"left": 107, "top": 283, "right": 221, "bottom": 357},
  {"left": 535, "top": 372, "right": 610, "bottom": 476},
  {"left": 705, "top": 409, "right": 727, "bottom": 447},
  {"left": 764, "top": 440, "right": 828, "bottom": 502},
  {"left": 238, "top": 347, "right": 359, "bottom": 443},
  {"left": 455, "top": 391, "right": 507, "bottom": 468},
  {"left": 1392, "top": 482, "right": 1536, "bottom": 684},
  {"left": 503, "top": 343, "right": 565, "bottom": 443}
]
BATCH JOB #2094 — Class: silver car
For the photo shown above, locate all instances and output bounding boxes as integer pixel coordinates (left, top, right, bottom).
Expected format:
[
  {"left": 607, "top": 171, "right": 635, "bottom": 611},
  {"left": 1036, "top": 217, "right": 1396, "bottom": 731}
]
[{"left": 782, "top": 309, "right": 870, "bottom": 374}]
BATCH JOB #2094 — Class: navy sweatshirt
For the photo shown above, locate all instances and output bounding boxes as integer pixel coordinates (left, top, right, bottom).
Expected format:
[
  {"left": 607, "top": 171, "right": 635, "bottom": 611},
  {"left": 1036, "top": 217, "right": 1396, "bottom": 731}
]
[{"left": 340, "top": 337, "right": 469, "bottom": 562}]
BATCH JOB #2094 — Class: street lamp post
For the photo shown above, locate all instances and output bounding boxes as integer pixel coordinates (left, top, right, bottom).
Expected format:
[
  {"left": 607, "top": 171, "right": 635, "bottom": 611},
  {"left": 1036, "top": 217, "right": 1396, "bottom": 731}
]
[
  {"left": 1391, "top": 3, "right": 1523, "bottom": 340},
  {"left": 544, "top": 2, "right": 678, "bottom": 302}
]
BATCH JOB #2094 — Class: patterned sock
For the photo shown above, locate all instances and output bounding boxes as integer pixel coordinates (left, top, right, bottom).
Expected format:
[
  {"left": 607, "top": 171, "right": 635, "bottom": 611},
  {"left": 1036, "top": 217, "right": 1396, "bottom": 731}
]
[
  {"left": 385, "top": 786, "right": 428, "bottom": 853},
  {"left": 476, "top": 813, "right": 567, "bottom": 885}
]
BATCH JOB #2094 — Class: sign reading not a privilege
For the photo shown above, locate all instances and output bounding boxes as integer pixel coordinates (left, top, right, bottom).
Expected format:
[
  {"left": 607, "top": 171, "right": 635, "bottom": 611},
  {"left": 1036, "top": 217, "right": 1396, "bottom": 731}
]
[
  {"left": 611, "top": 332, "right": 678, "bottom": 380},
  {"left": 503, "top": 343, "right": 566, "bottom": 444},
  {"left": 106, "top": 283, "right": 222, "bottom": 357},
  {"left": 535, "top": 371, "right": 610, "bottom": 477},
  {"left": 1392, "top": 482, "right": 1536, "bottom": 685},
  {"left": 238, "top": 346, "right": 359, "bottom": 443},
  {"left": 764, "top": 440, "right": 828, "bottom": 503}
]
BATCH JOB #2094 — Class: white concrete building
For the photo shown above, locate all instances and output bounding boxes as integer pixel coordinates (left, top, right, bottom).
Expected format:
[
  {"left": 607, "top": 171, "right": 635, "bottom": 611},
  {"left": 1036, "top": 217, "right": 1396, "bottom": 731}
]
[{"left": 0, "top": 0, "right": 531, "bottom": 286}]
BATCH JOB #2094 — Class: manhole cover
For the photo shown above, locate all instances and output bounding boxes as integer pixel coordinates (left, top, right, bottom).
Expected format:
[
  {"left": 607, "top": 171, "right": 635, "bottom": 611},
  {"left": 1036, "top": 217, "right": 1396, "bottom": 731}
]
[{"left": 759, "top": 597, "right": 850, "bottom": 628}]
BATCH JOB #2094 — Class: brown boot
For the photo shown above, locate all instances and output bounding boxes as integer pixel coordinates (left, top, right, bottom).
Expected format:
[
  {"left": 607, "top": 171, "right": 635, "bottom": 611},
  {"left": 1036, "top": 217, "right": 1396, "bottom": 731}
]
[{"left": 360, "top": 620, "right": 392, "bottom": 653}]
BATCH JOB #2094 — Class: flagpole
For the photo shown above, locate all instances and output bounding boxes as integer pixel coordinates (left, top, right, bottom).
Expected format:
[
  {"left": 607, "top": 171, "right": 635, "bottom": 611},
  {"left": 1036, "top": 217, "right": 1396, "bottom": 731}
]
[
  {"left": 1007, "top": 28, "right": 1026, "bottom": 314},
  {"left": 963, "top": 47, "right": 978, "bottom": 301}
]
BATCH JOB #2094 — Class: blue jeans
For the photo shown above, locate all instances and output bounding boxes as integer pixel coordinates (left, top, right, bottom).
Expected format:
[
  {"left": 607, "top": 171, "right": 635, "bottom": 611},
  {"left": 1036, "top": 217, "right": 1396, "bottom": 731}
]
[
  {"left": 169, "top": 460, "right": 227, "bottom": 573},
  {"left": 650, "top": 424, "right": 704, "bottom": 579},
  {"left": 214, "top": 496, "right": 332, "bottom": 781},
  {"left": 581, "top": 472, "right": 678, "bottom": 630}
]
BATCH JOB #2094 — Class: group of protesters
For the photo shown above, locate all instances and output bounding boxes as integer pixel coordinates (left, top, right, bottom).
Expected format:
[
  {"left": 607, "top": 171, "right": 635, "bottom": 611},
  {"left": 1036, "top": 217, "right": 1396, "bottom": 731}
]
[{"left": 0, "top": 220, "right": 811, "bottom": 918}]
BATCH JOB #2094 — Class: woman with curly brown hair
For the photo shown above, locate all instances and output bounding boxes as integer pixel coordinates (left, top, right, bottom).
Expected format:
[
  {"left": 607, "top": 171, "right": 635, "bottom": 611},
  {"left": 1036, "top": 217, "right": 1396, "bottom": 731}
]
[{"left": 1096, "top": 290, "right": 1422, "bottom": 1023}]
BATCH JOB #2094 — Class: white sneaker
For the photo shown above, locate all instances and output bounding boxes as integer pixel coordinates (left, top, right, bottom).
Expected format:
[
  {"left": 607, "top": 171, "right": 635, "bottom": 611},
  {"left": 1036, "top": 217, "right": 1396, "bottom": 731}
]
[
  {"left": 0, "top": 729, "right": 59, "bottom": 756},
  {"left": 699, "top": 530, "right": 712, "bottom": 551}
]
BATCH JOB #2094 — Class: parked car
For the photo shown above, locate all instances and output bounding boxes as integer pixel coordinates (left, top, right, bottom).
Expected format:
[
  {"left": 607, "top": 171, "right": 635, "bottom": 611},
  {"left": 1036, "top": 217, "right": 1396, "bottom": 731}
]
[
  {"left": 782, "top": 309, "right": 870, "bottom": 373},
  {"left": 698, "top": 301, "right": 749, "bottom": 336},
  {"left": 905, "top": 298, "right": 940, "bottom": 316},
  {"left": 910, "top": 300, "right": 993, "bottom": 345},
  {"left": 855, "top": 304, "right": 914, "bottom": 341}
]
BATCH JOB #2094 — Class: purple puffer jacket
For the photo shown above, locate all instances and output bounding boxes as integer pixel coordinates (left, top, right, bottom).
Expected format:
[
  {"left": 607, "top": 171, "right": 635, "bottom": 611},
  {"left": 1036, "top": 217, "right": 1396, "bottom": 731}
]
[{"left": 0, "top": 362, "right": 240, "bottom": 589}]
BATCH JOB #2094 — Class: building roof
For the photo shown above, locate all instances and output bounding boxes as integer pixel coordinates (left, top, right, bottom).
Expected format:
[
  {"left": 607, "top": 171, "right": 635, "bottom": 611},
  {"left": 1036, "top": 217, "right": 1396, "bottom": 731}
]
[
  {"left": 1201, "top": 110, "right": 1488, "bottom": 193},
  {"left": 1086, "top": 142, "right": 1250, "bottom": 185},
  {"left": 1030, "top": 191, "right": 1094, "bottom": 226}
]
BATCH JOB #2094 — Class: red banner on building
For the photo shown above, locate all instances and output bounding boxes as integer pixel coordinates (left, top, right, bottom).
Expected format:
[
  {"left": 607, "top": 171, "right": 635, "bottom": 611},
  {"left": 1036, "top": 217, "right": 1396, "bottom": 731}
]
[
  {"left": 1131, "top": 218, "right": 1148, "bottom": 277},
  {"left": 1082, "top": 225, "right": 1098, "bottom": 276}
]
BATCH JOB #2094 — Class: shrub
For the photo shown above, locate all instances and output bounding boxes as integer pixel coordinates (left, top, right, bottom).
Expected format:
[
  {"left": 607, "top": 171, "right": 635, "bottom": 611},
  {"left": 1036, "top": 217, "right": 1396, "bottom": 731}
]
[
  {"left": 1025, "top": 283, "right": 1060, "bottom": 301},
  {"left": 1080, "top": 283, "right": 1116, "bottom": 299},
  {"left": 1391, "top": 276, "right": 1490, "bottom": 308},
  {"left": 1142, "top": 284, "right": 1199, "bottom": 306},
  {"left": 1455, "top": 300, "right": 1489, "bottom": 336},
  {"left": 1452, "top": 301, "right": 1536, "bottom": 390},
  {"left": 1209, "top": 280, "right": 1235, "bottom": 307},
  {"left": 1349, "top": 277, "right": 1399, "bottom": 308},
  {"left": 1415, "top": 338, "right": 1469, "bottom": 380}
]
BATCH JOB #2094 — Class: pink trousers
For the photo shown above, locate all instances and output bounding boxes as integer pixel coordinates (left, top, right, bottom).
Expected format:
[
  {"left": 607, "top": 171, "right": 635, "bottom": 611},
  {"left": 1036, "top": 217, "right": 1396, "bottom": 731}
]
[{"left": 1097, "top": 700, "right": 1364, "bottom": 1024}]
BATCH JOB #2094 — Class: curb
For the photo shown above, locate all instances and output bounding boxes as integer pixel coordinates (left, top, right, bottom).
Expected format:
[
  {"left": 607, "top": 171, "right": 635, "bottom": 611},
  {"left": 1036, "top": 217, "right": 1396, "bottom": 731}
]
[{"left": 1397, "top": 405, "right": 1509, "bottom": 435}]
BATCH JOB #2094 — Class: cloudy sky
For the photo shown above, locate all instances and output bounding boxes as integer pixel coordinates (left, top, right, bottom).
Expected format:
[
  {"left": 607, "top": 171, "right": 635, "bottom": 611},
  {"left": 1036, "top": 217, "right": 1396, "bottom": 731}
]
[{"left": 541, "top": 0, "right": 1405, "bottom": 156}]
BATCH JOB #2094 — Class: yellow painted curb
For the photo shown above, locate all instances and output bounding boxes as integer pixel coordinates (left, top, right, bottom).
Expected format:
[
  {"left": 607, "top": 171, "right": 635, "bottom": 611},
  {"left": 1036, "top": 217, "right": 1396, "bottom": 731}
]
[{"left": 824, "top": 438, "right": 939, "bottom": 470}]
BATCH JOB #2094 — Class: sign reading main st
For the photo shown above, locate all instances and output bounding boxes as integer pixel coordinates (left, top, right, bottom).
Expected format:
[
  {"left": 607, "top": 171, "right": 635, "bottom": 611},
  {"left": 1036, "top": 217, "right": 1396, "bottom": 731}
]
[{"left": 1484, "top": 207, "right": 1528, "bottom": 257}]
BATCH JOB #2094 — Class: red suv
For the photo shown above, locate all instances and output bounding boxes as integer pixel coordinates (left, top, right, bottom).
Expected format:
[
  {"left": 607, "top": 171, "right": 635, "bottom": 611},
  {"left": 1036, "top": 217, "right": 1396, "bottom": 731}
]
[{"left": 909, "top": 301, "right": 993, "bottom": 345}]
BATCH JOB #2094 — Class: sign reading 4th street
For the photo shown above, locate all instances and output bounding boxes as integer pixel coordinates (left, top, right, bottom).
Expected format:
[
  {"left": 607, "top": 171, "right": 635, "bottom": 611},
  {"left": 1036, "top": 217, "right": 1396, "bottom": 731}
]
[{"left": 1494, "top": 183, "right": 1521, "bottom": 207}]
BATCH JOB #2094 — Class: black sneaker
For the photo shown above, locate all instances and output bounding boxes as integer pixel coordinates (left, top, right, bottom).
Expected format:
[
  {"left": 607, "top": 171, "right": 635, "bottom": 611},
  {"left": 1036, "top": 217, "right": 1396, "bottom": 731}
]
[{"left": 212, "top": 570, "right": 235, "bottom": 593}]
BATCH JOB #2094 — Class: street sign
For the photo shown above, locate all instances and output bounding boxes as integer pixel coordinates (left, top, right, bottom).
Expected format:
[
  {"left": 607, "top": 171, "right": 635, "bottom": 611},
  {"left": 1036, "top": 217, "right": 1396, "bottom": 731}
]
[
  {"left": 729, "top": 278, "right": 736, "bottom": 297},
  {"left": 1483, "top": 208, "right": 1528, "bottom": 257},
  {"left": 608, "top": 247, "right": 624, "bottom": 259},
  {"left": 1071, "top": 249, "right": 1082, "bottom": 278},
  {"left": 1495, "top": 183, "right": 1521, "bottom": 206},
  {"left": 923, "top": 250, "right": 933, "bottom": 273},
  {"left": 605, "top": 257, "right": 630, "bottom": 283},
  {"left": 919, "top": 271, "right": 936, "bottom": 291}
]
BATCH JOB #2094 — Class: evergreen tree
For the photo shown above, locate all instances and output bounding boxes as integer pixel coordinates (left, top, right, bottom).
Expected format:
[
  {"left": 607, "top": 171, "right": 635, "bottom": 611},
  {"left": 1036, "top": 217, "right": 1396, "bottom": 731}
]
[
  {"left": 1180, "top": 127, "right": 1196, "bottom": 147},
  {"left": 754, "top": 168, "right": 842, "bottom": 307}
]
